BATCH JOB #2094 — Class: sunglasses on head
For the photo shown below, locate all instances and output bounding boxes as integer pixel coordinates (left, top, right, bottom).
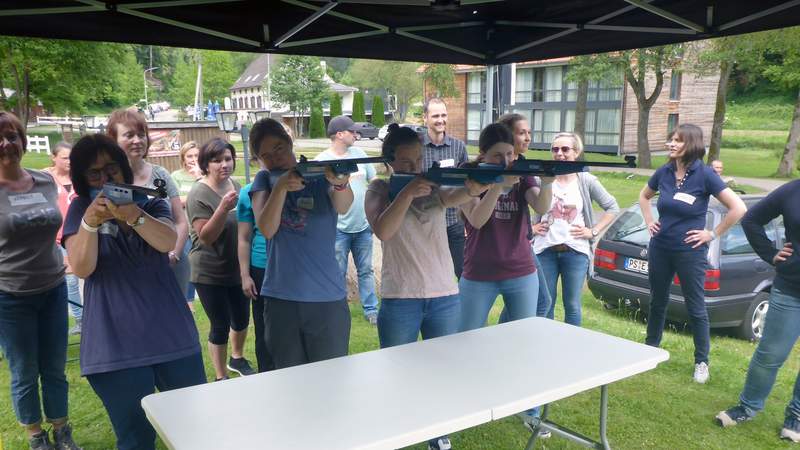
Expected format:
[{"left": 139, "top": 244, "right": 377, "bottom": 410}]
[{"left": 551, "top": 146, "right": 573, "bottom": 153}]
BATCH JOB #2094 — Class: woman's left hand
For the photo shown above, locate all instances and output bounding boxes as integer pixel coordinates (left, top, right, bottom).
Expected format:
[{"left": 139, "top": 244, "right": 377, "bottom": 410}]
[
  {"left": 106, "top": 200, "right": 143, "bottom": 224},
  {"left": 570, "top": 225, "right": 593, "bottom": 240},
  {"left": 325, "top": 168, "right": 351, "bottom": 187},
  {"left": 685, "top": 229, "right": 713, "bottom": 248}
]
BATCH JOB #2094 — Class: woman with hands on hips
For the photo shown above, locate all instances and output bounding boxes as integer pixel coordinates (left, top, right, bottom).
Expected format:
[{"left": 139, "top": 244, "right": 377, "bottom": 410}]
[
  {"left": 639, "top": 123, "right": 746, "bottom": 385},
  {"left": 63, "top": 134, "right": 204, "bottom": 450}
]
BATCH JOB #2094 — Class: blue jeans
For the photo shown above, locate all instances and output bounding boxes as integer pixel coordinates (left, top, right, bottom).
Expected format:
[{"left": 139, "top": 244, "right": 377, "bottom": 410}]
[
  {"left": 0, "top": 282, "right": 69, "bottom": 425},
  {"left": 538, "top": 247, "right": 590, "bottom": 326},
  {"left": 378, "top": 295, "right": 460, "bottom": 348},
  {"left": 739, "top": 287, "right": 800, "bottom": 418},
  {"left": 86, "top": 352, "right": 206, "bottom": 450},
  {"left": 173, "top": 238, "right": 194, "bottom": 302},
  {"left": 378, "top": 294, "right": 460, "bottom": 448},
  {"left": 499, "top": 248, "right": 551, "bottom": 323},
  {"left": 645, "top": 244, "right": 710, "bottom": 364},
  {"left": 460, "top": 273, "right": 539, "bottom": 331},
  {"left": 334, "top": 228, "right": 378, "bottom": 317},
  {"left": 60, "top": 246, "right": 83, "bottom": 320}
]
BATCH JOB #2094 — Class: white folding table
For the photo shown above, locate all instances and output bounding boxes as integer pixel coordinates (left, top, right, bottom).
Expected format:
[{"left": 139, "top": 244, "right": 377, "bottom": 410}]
[{"left": 142, "top": 317, "right": 669, "bottom": 450}]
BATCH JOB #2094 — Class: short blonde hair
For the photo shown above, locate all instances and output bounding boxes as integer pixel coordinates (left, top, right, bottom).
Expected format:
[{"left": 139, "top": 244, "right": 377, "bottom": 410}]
[
  {"left": 179, "top": 141, "right": 198, "bottom": 163},
  {"left": 551, "top": 132, "right": 584, "bottom": 156}
]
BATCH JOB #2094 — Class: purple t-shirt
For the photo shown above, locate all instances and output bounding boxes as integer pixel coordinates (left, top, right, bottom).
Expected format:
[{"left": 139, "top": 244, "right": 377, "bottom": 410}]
[
  {"left": 63, "top": 197, "right": 201, "bottom": 376},
  {"left": 462, "top": 176, "right": 538, "bottom": 282}
]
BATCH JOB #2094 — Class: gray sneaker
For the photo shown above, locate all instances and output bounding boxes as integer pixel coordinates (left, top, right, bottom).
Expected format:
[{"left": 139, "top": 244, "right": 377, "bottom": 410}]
[
  {"left": 29, "top": 431, "right": 54, "bottom": 450},
  {"left": 52, "top": 423, "right": 82, "bottom": 450},
  {"left": 227, "top": 357, "right": 255, "bottom": 376},
  {"left": 367, "top": 314, "right": 378, "bottom": 326},
  {"left": 716, "top": 405, "right": 753, "bottom": 427},
  {"left": 68, "top": 323, "right": 82, "bottom": 335},
  {"left": 518, "top": 413, "right": 552, "bottom": 439},
  {"left": 781, "top": 415, "right": 800, "bottom": 442}
]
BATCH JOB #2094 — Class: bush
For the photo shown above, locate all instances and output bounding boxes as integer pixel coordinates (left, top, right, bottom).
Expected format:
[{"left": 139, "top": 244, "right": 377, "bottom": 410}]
[
  {"left": 309, "top": 102, "right": 326, "bottom": 138},
  {"left": 371, "top": 96, "right": 385, "bottom": 127},
  {"left": 330, "top": 92, "right": 342, "bottom": 118},
  {"left": 352, "top": 92, "right": 366, "bottom": 122}
]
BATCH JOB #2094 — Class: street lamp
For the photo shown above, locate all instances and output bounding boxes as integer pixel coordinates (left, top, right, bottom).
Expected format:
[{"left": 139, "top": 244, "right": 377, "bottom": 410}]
[
  {"left": 143, "top": 67, "right": 159, "bottom": 106},
  {"left": 248, "top": 110, "right": 271, "bottom": 123},
  {"left": 215, "top": 110, "right": 253, "bottom": 183}
]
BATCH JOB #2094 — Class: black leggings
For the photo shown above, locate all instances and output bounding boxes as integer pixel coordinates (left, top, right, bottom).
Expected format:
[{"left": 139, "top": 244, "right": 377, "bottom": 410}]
[{"left": 194, "top": 283, "right": 250, "bottom": 345}]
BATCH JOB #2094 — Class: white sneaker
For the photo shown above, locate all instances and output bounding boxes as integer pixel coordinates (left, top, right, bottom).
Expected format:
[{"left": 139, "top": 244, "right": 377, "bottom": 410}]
[{"left": 693, "top": 362, "right": 709, "bottom": 384}]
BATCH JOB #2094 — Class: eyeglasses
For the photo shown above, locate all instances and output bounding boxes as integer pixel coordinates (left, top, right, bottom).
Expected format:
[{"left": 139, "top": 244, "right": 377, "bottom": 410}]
[
  {"left": 551, "top": 146, "right": 573, "bottom": 154},
  {"left": 86, "top": 162, "right": 121, "bottom": 182}
]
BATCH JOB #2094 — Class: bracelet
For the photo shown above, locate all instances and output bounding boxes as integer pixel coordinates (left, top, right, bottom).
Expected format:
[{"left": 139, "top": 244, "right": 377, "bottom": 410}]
[
  {"left": 81, "top": 219, "right": 100, "bottom": 233},
  {"left": 333, "top": 182, "right": 349, "bottom": 192}
]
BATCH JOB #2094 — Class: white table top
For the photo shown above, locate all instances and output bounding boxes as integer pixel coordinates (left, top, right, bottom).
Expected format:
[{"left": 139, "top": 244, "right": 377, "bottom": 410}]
[{"left": 142, "top": 317, "right": 669, "bottom": 450}]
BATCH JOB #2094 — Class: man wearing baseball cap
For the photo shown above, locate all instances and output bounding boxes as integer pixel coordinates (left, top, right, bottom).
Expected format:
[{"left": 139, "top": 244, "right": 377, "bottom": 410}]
[{"left": 314, "top": 115, "right": 379, "bottom": 325}]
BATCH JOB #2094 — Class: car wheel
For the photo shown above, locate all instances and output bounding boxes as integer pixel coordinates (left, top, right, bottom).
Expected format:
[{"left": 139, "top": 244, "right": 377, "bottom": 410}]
[
  {"left": 738, "top": 291, "right": 769, "bottom": 341},
  {"left": 370, "top": 137, "right": 375, "bottom": 140}
]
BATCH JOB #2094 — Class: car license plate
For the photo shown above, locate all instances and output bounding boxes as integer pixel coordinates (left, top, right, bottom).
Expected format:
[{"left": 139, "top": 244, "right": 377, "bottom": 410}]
[{"left": 624, "top": 257, "right": 648, "bottom": 274}]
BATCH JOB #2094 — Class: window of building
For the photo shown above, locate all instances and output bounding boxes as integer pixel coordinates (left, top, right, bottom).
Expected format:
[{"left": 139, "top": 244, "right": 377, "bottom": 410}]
[
  {"left": 595, "top": 109, "right": 621, "bottom": 145},
  {"left": 467, "top": 72, "right": 483, "bottom": 104},
  {"left": 257, "top": 96, "right": 262, "bottom": 109},
  {"left": 515, "top": 69, "right": 533, "bottom": 103},
  {"left": 467, "top": 109, "right": 483, "bottom": 142},
  {"left": 670, "top": 70, "right": 682, "bottom": 100},
  {"left": 542, "top": 109, "right": 561, "bottom": 143},
  {"left": 544, "top": 67, "right": 562, "bottom": 102},
  {"left": 667, "top": 113, "right": 679, "bottom": 138}
]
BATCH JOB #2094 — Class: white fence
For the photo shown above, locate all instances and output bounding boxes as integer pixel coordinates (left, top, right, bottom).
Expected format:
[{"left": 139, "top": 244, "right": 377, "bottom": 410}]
[
  {"left": 26, "top": 135, "right": 51, "bottom": 154},
  {"left": 35, "top": 116, "right": 85, "bottom": 126}
]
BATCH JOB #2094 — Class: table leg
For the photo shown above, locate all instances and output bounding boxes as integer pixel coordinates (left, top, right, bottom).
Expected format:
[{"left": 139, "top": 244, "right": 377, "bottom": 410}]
[{"left": 522, "top": 385, "right": 611, "bottom": 450}]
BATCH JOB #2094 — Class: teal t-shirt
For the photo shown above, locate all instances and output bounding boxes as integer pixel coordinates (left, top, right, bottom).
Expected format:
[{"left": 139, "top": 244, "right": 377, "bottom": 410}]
[
  {"left": 236, "top": 183, "right": 268, "bottom": 269},
  {"left": 314, "top": 146, "right": 376, "bottom": 233}
]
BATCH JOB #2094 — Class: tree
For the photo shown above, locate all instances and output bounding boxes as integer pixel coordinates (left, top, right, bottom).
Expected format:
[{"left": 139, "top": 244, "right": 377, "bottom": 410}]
[
  {"left": 686, "top": 37, "right": 760, "bottom": 165},
  {"left": 167, "top": 50, "right": 238, "bottom": 108},
  {"left": 371, "top": 95, "right": 385, "bottom": 127},
  {"left": 309, "top": 101, "right": 326, "bottom": 138},
  {"left": 422, "top": 64, "right": 459, "bottom": 99},
  {"left": 330, "top": 92, "right": 342, "bottom": 117},
  {"left": 0, "top": 38, "right": 143, "bottom": 125},
  {"left": 270, "top": 55, "right": 329, "bottom": 137},
  {"left": 352, "top": 91, "right": 366, "bottom": 122},
  {"left": 756, "top": 27, "right": 800, "bottom": 177},
  {"left": 620, "top": 45, "right": 683, "bottom": 169},
  {"left": 565, "top": 54, "right": 622, "bottom": 148},
  {"left": 345, "top": 59, "right": 421, "bottom": 121}
]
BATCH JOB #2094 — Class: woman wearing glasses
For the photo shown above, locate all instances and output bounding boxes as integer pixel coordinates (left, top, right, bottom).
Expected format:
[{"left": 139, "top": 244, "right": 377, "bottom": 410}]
[
  {"left": 532, "top": 132, "right": 619, "bottom": 326},
  {"left": 63, "top": 134, "right": 204, "bottom": 450}
]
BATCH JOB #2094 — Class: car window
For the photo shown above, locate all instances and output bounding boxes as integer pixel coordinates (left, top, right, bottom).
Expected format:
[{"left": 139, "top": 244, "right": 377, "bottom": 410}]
[
  {"left": 605, "top": 204, "right": 659, "bottom": 247},
  {"left": 722, "top": 220, "right": 778, "bottom": 255}
]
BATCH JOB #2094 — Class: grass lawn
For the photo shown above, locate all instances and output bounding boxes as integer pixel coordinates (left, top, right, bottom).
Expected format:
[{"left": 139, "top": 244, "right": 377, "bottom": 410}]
[{"left": 3, "top": 292, "right": 800, "bottom": 449}]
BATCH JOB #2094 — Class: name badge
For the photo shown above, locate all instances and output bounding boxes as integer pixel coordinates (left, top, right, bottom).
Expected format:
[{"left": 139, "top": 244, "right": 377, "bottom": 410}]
[
  {"left": 439, "top": 158, "right": 455, "bottom": 168},
  {"left": 8, "top": 192, "right": 48, "bottom": 207},
  {"left": 673, "top": 192, "right": 696, "bottom": 205},
  {"left": 297, "top": 197, "right": 314, "bottom": 210}
]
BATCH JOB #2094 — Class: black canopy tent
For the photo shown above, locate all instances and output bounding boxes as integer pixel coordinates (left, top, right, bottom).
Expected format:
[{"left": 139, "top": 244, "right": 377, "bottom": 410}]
[{"left": 1, "top": 0, "right": 799, "bottom": 66}]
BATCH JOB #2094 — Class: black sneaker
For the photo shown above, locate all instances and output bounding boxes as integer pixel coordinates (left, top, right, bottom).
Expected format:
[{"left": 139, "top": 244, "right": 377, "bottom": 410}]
[
  {"left": 52, "top": 423, "right": 82, "bottom": 450},
  {"left": 781, "top": 415, "right": 800, "bottom": 442},
  {"left": 29, "top": 431, "right": 54, "bottom": 450},
  {"left": 227, "top": 357, "right": 255, "bottom": 376},
  {"left": 716, "top": 405, "right": 753, "bottom": 427}
]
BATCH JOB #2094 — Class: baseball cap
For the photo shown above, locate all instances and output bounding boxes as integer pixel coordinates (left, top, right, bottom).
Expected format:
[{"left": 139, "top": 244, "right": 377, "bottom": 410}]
[{"left": 327, "top": 115, "right": 357, "bottom": 136}]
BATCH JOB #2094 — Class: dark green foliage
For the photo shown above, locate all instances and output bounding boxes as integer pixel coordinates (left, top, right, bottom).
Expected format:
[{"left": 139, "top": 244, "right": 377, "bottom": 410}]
[
  {"left": 309, "top": 101, "right": 326, "bottom": 138},
  {"left": 330, "top": 92, "right": 343, "bottom": 117},
  {"left": 371, "top": 96, "right": 385, "bottom": 127},
  {"left": 352, "top": 91, "right": 366, "bottom": 122}
]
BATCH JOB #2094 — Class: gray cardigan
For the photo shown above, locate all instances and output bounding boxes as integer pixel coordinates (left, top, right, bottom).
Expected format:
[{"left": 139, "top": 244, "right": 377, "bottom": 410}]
[{"left": 533, "top": 172, "right": 620, "bottom": 270}]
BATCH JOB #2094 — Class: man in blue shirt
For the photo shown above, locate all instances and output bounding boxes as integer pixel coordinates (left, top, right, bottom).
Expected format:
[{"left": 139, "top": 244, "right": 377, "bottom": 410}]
[{"left": 315, "top": 115, "right": 379, "bottom": 325}]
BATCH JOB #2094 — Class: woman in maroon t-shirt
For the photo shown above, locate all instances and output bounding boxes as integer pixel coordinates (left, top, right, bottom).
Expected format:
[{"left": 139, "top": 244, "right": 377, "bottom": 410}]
[{"left": 458, "top": 123, "right": 553, "bottom": 332}]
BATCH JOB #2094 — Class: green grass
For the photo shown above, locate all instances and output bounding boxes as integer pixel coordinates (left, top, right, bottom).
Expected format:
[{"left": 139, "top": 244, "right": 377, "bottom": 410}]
[
  {"left": 726, "top": 93, "right": 796, "bottom": 131},
  {"left": 4, "top": 293, "right": 799, "bottom": 449}
]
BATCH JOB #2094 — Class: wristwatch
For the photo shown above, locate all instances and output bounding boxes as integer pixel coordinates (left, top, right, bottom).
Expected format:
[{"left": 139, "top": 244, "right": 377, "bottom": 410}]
[
  {"left": 127, "top": 213, "right": 146, "bottom": 228},
  {"left": 591, "top": 228, "right": 599, "bottom": 238}
]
